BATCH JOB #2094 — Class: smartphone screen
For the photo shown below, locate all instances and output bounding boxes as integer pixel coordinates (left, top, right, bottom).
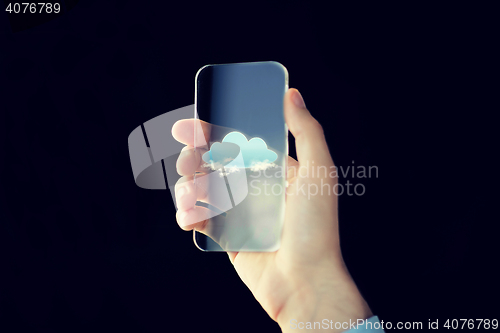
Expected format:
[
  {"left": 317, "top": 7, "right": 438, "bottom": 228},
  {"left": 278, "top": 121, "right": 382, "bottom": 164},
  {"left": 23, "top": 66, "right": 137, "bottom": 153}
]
[{"left": 194, "top": 61, "right": 288, "bottom": 251}]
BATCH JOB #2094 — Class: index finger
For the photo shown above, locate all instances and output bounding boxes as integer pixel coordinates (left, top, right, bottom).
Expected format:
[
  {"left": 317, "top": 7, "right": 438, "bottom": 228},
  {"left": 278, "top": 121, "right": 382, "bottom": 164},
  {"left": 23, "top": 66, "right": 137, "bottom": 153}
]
[{"left": 172, "top": 119, "right": 212, "bottom": 148}]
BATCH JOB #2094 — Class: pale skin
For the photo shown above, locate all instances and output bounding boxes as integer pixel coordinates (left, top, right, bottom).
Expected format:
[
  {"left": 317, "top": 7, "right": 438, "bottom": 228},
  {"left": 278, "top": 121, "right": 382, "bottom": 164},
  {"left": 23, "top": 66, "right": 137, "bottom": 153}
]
[{"left": 172, "top": 89, "right": 372, "bottom": 332}]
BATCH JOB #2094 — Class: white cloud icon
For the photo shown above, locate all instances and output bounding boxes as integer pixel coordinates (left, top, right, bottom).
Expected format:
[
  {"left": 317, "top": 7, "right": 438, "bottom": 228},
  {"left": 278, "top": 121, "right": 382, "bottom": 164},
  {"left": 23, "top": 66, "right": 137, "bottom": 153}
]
[{"left": 202, "top": 131, "right": 278, "bottom": 172}]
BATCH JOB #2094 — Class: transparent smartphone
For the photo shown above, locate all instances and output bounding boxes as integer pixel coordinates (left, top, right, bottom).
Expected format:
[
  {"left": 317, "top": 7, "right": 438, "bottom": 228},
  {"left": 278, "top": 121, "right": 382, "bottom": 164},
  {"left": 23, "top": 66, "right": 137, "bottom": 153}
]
[{"left": 193, "top": 61, "right": 288, "bottom": 252}]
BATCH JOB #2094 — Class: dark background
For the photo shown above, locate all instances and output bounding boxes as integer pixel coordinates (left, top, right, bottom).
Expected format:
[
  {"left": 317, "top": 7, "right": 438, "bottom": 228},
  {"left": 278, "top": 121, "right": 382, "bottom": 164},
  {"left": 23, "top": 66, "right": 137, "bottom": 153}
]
[{"left": 0, "top": 1, "right": 497, "bottom": 332}]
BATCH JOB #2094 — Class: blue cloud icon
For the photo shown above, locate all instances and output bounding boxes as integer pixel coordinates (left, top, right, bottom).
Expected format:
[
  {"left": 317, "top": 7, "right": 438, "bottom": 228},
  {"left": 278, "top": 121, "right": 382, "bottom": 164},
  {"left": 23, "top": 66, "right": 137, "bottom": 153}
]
[
  {"left": 202, "top": 142, "right": 240, "bottom": 169},
  {"left": 202, "top": 132, "right": 278, "bottom": 170}
]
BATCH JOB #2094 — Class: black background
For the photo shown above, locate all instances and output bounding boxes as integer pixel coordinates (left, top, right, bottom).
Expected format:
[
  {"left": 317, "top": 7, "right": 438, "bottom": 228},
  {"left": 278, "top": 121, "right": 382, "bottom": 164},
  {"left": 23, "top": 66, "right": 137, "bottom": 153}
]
[{"left": 0, "top": 1, "right": 497, "bottom": 332}]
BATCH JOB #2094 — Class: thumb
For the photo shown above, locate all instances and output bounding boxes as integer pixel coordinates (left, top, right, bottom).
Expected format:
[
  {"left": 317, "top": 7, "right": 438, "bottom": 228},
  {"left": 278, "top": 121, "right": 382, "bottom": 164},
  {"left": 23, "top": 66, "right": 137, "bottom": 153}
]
[{"left": 284, "top": 89, "right": 334, "bottom": 168}]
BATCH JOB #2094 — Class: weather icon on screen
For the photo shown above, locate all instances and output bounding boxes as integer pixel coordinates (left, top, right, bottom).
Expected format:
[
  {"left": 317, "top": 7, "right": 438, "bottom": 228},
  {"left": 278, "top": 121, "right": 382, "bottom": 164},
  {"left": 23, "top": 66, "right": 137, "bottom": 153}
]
[{"left": 202, "top": 132, "right": 278, "bottom": 173}]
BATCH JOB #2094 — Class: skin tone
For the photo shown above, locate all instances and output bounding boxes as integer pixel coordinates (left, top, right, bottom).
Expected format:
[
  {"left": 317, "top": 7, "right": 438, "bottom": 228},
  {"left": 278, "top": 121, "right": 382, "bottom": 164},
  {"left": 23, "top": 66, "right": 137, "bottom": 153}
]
[{"left": 172, "top": 89, "right": 372, "bottom": 332}]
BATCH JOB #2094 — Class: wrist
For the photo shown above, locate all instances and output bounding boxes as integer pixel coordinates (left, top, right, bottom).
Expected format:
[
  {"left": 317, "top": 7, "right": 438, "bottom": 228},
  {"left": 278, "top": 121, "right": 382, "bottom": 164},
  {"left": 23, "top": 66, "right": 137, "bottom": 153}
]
[{"left": 277, "top": 268, "right": 372, "bottom": 333}]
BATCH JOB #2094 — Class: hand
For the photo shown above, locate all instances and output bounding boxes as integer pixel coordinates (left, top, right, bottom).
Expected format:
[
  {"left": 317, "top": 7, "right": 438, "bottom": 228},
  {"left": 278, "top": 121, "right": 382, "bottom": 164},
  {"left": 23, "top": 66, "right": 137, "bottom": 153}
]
[{"left": 172, "top": 89, "right": 372, "bottom": 332}]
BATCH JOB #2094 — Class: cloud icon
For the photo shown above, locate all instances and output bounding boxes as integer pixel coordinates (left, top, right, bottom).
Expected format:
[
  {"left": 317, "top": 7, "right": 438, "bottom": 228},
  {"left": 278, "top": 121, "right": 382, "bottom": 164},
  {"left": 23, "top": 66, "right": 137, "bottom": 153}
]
[
  {"left": 202, "top": 131, "right": 278, "bottom": 172},
  {"left": 202, "top": 142, "right": 240, "bottom": 168}
]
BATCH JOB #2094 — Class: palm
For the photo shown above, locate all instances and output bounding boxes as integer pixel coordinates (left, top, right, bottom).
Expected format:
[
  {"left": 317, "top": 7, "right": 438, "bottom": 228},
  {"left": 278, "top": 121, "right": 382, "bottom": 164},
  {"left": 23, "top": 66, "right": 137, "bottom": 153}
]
[{"left": 229, "top": 167, "right": 341, "bottom": 321}]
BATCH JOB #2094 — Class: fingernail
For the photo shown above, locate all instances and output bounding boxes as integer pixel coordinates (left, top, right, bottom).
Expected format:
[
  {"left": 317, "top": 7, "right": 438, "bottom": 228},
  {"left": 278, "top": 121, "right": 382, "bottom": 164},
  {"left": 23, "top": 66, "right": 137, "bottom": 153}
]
[
  {"left": 292, "top": 89, "right": 306, "bottom": 108},
  {"left": 176, "top": 186, "right": 186, "bottom": 199}
]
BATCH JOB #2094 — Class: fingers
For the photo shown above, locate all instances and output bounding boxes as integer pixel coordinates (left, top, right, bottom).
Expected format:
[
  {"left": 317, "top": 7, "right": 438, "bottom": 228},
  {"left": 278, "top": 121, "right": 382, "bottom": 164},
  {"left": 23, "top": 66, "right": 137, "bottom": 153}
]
[
  {"left": 175, "top": 176, "right": 198, "bottom": 211},
  {"left": 173, "top": 120, "right": 212, "bottom": 176},
  {"left": 176, "top": 206, "right": 210, "bottom": 231},
  {"left": 175, "top": 175, "right": 210, "bottom": 231},
  {"left": 172, "top": 119, "right": 212, "bottom": 148},
  {"left": 176, "top": 146, "right": 210, "bottom": 176},
  {"left": 175, "top": 174, "right": 211, "bottom": 209},
  {"left": 173, "top": 119, "right": 220, "bottom": 234},
  {"left": 176, "top": 146, "right": 200, "bottom": 176},
  {"left": 284, "top": 89, "right": 334, "bottom": 168}
]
